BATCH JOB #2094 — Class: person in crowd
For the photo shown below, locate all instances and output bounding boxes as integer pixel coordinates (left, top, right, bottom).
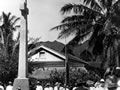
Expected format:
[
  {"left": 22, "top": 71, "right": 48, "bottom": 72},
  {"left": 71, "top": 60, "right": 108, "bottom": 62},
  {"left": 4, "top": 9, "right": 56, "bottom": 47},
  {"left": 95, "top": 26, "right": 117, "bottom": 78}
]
[
  {"left": 99, "top": 79, "right": 105, "bottom": 90},
  {"left": 59, "top": 83, "right": 64, "bottom": 90},
  {"left": 6, "top": 81, "right": 13, "bottom": 90},
  {"left": 89, "top": 84, "right": 95, "bottom": 90},
  {"left": 65, "top": 85, "right": 69, "bottom": 90},
  {"left": 44, "top": 83, "right": 50, "bottom": 90},
  {"left": 49, "top": 83, "right": 53, "bottom": 90},
  {"left": 105, "top": 75, "right": 116, "bottom": 90},
  {"left": 75, "top": 83, "right": 88, "bottom": 90},
  {"left": 54, "top": 82, "right": 59, "bottom": 90},
  {"left": 0, "top": 82, "right": 4, "bottom": 90},
  {"left": 62, "top": 84, "right": 69, "bottom": 90},
  {"left": 36, "top": 81, "right": 43, "bottom": 90},
  {"left": 94, "top": 81, "right": 101, "bottom": 90},
  {"left": 86, "top": 80, "right": 95, "bottom": 90},
  {"left": 72, "top": 83, "right": 78, "bottom": 90}
]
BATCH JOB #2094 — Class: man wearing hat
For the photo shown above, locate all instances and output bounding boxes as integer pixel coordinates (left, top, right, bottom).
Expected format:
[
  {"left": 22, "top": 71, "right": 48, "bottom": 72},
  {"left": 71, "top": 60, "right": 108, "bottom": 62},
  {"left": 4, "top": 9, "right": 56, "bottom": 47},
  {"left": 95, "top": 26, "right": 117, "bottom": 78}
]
[
  {"left": 6, "top": 81, "right": 13, "bottom": 90},
  {"left": 49, "top": 83, "right": 53, "bottom": 90},
  {"left": 36, "top": 81, "right": 43, "bottom": 90},
  {"left": 54, "top": 82, "right": 59, "bottom": 90},
  {"left": 44, "top": 83, "right": 50, "bottom": 90}
]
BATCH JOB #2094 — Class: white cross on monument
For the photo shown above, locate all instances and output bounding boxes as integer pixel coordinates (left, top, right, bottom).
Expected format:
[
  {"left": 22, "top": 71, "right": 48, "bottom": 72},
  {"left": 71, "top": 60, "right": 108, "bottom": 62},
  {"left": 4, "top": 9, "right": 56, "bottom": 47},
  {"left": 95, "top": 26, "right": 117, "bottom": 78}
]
[{"left": 13, "top": 0, "right": 29, "bottom": 90}]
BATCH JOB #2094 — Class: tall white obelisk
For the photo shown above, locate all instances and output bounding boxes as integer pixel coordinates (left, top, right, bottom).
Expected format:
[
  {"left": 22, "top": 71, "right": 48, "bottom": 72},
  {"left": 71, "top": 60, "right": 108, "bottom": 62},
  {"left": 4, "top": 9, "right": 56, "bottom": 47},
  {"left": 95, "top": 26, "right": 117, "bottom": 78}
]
[{"left": 13, "top": 0, "right": 29, "bottom": 90}]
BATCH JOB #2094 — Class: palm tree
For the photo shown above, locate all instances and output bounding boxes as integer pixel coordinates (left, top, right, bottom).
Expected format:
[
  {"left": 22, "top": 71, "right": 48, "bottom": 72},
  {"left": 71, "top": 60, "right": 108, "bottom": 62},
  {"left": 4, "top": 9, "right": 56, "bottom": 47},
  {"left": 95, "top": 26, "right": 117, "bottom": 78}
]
[
  {"left": 0, "top": 12, "right": 20, "bottom": 60},
  {"left": 51, "top": 0, "right": 120, "bottom": 73},
  {"left": 0, "top": 12, "right": 20, "bottom": 83}
]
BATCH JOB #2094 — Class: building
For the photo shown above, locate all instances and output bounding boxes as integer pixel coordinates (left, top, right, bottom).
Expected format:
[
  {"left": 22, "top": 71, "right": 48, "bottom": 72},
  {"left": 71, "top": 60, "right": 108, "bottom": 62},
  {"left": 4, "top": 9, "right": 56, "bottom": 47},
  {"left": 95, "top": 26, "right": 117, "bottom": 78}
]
[{"left": 28, "top": 43, "right": 88, "bottom": 79}]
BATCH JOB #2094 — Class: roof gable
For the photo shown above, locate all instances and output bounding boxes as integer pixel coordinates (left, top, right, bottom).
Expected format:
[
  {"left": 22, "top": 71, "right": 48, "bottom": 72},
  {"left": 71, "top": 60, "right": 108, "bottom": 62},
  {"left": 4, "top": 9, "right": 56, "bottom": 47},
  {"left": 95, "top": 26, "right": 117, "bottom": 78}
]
[
  {"left": 29, "top": 45, "right": 88, "bottom": 64},
  {"left": 29, "top": 45, "right": 65, "bottom": 60}
]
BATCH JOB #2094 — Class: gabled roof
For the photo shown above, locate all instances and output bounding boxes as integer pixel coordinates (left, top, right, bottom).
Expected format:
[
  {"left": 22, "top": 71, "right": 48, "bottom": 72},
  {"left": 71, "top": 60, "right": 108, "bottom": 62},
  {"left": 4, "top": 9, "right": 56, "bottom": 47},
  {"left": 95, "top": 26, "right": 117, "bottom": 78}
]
[
  {"left": 28, "top": 45, "right": 88, "bottom": 64},
  {"left": 29, "top": 45, "right": 65, "bottom": 59}
]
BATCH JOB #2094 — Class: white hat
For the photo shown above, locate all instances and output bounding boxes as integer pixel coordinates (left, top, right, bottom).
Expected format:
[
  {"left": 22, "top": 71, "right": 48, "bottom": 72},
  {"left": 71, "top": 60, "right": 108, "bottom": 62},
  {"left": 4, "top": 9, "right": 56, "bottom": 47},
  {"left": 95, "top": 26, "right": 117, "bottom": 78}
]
[
  {"left": 55, "top": 82, "right": 59, "bottom": 85},
  {"left": 100, "top": 79, "right": 104, "bottom": 82}
]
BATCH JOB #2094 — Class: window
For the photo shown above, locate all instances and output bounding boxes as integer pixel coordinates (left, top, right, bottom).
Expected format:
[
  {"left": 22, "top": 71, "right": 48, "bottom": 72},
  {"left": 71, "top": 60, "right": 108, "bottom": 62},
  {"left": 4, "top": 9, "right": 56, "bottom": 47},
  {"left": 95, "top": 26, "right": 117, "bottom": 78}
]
[{"left": 39, "top": 51, "right": 46, "bottom": 59}]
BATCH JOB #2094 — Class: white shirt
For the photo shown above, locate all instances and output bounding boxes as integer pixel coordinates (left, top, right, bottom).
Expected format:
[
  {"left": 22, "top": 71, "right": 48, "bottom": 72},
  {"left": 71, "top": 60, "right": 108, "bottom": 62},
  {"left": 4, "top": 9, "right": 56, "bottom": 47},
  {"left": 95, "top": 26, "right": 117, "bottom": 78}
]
[
  {"left": 0, "top": 85, "right": 4, "bottom": 90},
  {"left": 117, "top": 87, "right": 120, "bottom": 90},
  {"left": 72, "top": 87, "right": 77, "bottom": 90},
  {"left": 6, "top": 85, "right": 13, "bottom": 90},
  {"left": 59, "top": 86, "right": 64, "bottom": 90},
  {"left": 44, "top": 87, "right": 49, "bottom": 90},
  {"left": 49, "top": 87, "right": 53, "bottom": 90},
  {"left": 104, "top": 87, "right": 108, "bottom": 90},
  {"left": 62, "top": 87, "right": 69, "bottom": 90},
  {"left": 54, "top": 86, "right": 58, "bottom": 90},
  {"left": 36, "top": 85, "right": 43, "bottom": 90},
  {"left": 89, "top": 87, "right": 95, "bottom": 90}
]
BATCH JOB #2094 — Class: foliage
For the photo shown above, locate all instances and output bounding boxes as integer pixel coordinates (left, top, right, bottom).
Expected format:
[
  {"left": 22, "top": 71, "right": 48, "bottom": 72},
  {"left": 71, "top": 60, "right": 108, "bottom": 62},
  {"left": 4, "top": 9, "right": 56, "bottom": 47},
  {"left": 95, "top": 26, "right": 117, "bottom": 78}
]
[
  {"left": 0, "top": 12, "right": 20, "bottom": 84},
  {"left": 0, "top": 12, "right": 40, "bottom": 84},
  {"left": 49, "top": 68, "right": 100, "bottom": 86},
  {"left": 51, "top": 0, "right": 120, "bottom": 75}
]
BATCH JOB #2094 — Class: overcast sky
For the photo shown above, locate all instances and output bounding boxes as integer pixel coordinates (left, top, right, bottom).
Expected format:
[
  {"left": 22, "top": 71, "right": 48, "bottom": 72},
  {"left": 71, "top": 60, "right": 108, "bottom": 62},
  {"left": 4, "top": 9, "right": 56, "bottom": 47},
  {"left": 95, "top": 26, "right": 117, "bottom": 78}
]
[{"left": 0, "top": 0, "right": 80, "bottom": 43}]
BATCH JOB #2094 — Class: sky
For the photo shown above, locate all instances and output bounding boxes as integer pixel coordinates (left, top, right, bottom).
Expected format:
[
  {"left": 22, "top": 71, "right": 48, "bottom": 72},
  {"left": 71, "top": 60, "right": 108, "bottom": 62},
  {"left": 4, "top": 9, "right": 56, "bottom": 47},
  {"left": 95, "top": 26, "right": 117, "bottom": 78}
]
[{"left": 0, "top": 0, "right": 80, "bottom": 44}]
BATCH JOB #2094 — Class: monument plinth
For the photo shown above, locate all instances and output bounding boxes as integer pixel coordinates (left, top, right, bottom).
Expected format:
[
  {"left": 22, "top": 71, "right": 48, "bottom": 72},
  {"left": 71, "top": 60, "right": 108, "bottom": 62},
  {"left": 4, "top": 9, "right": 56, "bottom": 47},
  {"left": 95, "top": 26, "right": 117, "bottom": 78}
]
[{"left": 13, "top": 0, "right": 29, "bottom": 90}]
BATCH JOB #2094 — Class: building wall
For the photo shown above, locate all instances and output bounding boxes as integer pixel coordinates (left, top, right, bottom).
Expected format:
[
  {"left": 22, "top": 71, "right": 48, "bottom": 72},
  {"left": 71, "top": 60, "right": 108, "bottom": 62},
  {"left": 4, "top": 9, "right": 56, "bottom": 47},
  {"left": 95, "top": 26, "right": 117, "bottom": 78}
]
[{"left": 30, "top": 50, "right": 63, "bottom": 62}]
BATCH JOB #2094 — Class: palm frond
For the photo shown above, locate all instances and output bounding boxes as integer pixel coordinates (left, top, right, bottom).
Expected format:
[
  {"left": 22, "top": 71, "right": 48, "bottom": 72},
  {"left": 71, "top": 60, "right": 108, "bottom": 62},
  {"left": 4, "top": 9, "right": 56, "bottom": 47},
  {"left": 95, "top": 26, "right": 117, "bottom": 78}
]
[
  {"left": 83, "top": 0, "right": 91, "bottom": 5},
  {"left": 52, "top": 17, "right": 93, "bottom": 30},
  {"left": 67, "top": 31, "right": 92, "bottom": 46},
  {"left": 61, "top": 15, "right": 90, "bottom": 23},
  {"left": 12, "top": 40, "right": 19, "bottom": 57},
  {"left": 11, "top": 17, "right": 20, "bottom": 26},
  {"left": 60, "top": 3, "right": 74, "bottom": 14},
  {"left": 83, "top": 0, "right": 102, "bottom": 11},
  {"left": 57, "top": 28, "right": 76, "bottom": 39},
  {"left": 76, "top": 4, "right": 103, "bottom": 16},
  {"left": 7, "top": 12, "right": 11, "bottom": 19},
  {"left": 100, "top": 0, "right": 113, "bottom": 9},
  {"left": 61, "top": 3, "right": 103, "bottom": 16},
  {"left": 58, "top": 22, "right": 93, "bottom": 39},
  {"left": 51, "top": 23, "right": 67, "bottom": 31},
  {"left": 2, "top": 12, "right": 8, "bottom": 24},
  {"left": 9, "top": 15, "right": 16, "bottom": 23}
]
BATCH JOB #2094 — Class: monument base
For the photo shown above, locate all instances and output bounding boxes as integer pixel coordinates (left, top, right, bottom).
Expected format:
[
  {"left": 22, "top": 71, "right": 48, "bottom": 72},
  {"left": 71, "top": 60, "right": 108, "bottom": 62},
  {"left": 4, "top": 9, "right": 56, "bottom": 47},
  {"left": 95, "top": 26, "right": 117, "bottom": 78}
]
[{"left": 13, "top": 78, "right": 29, "bottom": 90}]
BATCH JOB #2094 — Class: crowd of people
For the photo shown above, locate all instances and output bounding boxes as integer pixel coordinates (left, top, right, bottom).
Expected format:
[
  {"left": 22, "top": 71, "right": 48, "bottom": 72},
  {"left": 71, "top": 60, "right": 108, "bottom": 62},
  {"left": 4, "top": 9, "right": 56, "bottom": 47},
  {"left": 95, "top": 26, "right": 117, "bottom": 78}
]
[
  {"left": 36, "top": 82, "right": 69, "bottom": 90},
  {"left": 0, "top": 81, "right": 13, "bottom": 90},
  {"left": 35, "top": 75, "right": 119, "bottom": 90},
  {"left": 0, "top": 74, "right": 119, "bottom": 90}
]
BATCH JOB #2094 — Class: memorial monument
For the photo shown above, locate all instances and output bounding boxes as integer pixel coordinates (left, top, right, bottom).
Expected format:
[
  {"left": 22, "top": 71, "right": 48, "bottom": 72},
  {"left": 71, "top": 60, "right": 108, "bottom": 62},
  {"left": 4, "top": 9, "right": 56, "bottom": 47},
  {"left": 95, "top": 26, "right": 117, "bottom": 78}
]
[{"left": 13, "top": 0, "right": 29, "bottom": 90}]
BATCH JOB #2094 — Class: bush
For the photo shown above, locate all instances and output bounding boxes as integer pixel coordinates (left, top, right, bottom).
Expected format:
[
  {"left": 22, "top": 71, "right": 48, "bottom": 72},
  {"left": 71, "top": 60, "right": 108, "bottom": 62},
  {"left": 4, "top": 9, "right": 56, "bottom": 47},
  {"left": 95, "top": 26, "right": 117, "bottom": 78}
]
[{"left": 49, "top": 67, "right": 100, "bottom": 86}]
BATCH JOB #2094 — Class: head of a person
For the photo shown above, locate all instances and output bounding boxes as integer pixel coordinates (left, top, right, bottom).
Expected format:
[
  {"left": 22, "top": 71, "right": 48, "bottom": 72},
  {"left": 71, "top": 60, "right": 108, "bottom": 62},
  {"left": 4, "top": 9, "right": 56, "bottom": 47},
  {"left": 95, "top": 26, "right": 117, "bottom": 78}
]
[
  {"left": 55, "top": 82, "right": 59, "bottom": 86},
  {"left": 46, "top": 83, "right": 50, "bottom": 87},
  {"left": 100, "top": 79, "right": 105, "bottom": 87},
  {"left": 8, "top": 81, "right": 12, "bottom": 85},
  {"left": 74, "top": 83, "right": 78, "bottom": 87},
  {"left": 100, "top": 79, "right": 105, "bottom": 83},
  {"left": 37, "top": 81, "right": 41, "bottom": 85}
]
